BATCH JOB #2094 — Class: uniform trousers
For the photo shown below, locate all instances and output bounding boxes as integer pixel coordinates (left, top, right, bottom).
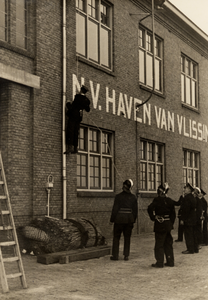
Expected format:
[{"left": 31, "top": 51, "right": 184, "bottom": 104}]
[
  {"left": 184, "top": 224, "right": 198, "bottom": 253},
  {"left": 202, "top": 219, "right": 208, "bottom": 245},
  {"left": 66, "top": 119, "right": 80, "bottom": 149},
  {"left": 154, "top": 231, "right": 174, "bottom": 267},
  {"left": 177, "top": 218, "right": 184, "bottom": 241},
  {"left": 112, "top": 223, "right": 133, "bottom": 258}
]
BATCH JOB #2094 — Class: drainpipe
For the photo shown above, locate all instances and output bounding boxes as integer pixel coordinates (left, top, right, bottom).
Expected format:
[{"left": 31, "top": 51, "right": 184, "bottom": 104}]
[
  {"left": 62, "top": 0, "right": 67, "bottom": 219},
  {"left": 134, "top": 0, "right": 156, "bottom": 233}
]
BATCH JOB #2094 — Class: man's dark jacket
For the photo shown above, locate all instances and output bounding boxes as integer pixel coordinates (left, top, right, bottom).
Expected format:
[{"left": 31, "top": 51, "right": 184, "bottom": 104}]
[
  {"left": 180, "top": 192, "right": 197, "bottom": 226},
  {"left": 147, "top": 195, "right": 176, "bottom": 232},
  {"left": 110, "top": 190, "right": 138, "bottom": 224},
  {"left": 66, "top": 94, "right": 90, "bottom": 122}
]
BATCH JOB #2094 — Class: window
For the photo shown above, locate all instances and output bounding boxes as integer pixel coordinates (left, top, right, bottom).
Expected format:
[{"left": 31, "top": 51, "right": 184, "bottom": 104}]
[
  {"left": 16, "top": 0, "right": 28, "bottom": 49},
  {"left": 77, "top": 126, "right": 114, "bottom": 191},
  {"left": 181, "top": 55, "right": 198, "bottom": 108},
  {"left": 183, "top": 149, "right": 200, "bottom": 187},
  {"left": 140, "top": 140, "right": 164, "bottom": 191},
  {"left": 76, "top": 0, "right": 112, "bottom": 69},
  {"left": 139, "top": 27, "right": 163, "bottom": 92},
  {"left": 0, "top": 0, "right": 8, "bottom": 41}
]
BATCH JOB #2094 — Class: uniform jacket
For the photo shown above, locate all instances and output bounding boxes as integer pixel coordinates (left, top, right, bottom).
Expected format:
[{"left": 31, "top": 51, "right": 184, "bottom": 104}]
[
  {"left": 202, "top": 197, "right": 208, "bottom": 221},
  {"left": 180, "top": 192, "right": 197, "bottom": 226},
  {"left": 110, "top": 190, "right": 138, "bottom": 224},
  {"left": 147, "top": 195, "right": 176, "bottom": 232},
  {"left": 196, "top": 196, "right": 204, "bottom": 224},
  {"left": 66, "top": 94, "right": 90, "bottom": 123},
  {"left": 174, "top": 195, "right": 184, "bottom": 218}
]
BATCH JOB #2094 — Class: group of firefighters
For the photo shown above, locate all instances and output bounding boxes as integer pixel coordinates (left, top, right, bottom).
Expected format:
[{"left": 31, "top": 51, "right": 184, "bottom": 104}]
[
  {"left": 65, "top": 86, "right": 207, "bottom": 267},
  {"left": 109, "top": 180, "right": 207, "bottom": 268}
]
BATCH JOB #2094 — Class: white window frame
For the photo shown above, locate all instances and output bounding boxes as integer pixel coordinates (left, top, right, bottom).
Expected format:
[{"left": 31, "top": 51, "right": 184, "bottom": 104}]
[
  {"left": 0, "top": 0, "right": 8, "bottom": 42},
  {"left": 138, "top": 26, "right": 163, "bottom": 93},
  {"left": 183, "top": 149, "right": 200, "bottom": 187},
  {"left": 77, "top": 125, "right": 114, "bottom": 192},
  {"left": 181, "top": 54, "right": 198, "bottom": 109},
  {"left": 76, "top": 0, "right": 113, "bottom": 70},
  {"left": 16, "top": 0, "right": 28, "bottom": 49},
  {"left": 140, "top": 139, "right": 165, "bottom": 192}
]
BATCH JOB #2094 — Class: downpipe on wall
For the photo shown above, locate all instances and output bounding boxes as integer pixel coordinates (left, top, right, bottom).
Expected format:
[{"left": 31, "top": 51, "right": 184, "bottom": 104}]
[{"left": 62, "top": 0, "right": 67, "bottom": 219}]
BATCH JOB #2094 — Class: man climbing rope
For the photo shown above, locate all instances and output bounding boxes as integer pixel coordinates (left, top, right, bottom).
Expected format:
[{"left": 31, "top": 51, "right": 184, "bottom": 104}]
[{"left": 64, "top": 85, "right": 90, "bottom": 154}]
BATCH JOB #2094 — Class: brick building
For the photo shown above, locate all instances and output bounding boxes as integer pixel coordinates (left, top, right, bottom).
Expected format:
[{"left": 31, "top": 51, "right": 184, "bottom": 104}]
[{"left": 0, "top": 0, "right": 208, "bottom": 237}]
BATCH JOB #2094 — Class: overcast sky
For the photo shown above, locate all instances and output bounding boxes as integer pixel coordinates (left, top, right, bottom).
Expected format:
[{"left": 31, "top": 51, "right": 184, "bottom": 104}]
[{"left": 169, "top": 0, "right": 208, "bottom": 34}]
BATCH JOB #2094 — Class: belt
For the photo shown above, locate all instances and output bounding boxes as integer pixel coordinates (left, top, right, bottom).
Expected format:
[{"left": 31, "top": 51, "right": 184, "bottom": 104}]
[
  {"left": 118, "top": 208, "right": 132, "bottom": 214},
  {"left": 155, "top": 215, "right": 170, "bottom": 223}
]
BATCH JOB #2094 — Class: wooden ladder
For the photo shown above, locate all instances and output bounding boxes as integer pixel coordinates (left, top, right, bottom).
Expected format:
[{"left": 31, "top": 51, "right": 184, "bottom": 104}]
[{"left": 0, "top": 151, "right": 27, "bottom": 293}]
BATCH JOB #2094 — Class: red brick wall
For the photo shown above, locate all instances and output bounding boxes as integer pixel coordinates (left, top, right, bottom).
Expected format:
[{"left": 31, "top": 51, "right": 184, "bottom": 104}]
[{"left": 0, "top": 0, "right": 208, "bottom": 240}]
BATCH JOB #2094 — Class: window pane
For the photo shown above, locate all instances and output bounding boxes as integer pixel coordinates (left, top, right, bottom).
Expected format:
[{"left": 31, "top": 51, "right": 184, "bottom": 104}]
[
  {"left": 88, "top": 0, "right": 97, "bottom": 19},
  {"left": 16, "top": 19, "right": 25, "bottom": 33},
  {"left": 90, "top": 156, "right": 100, "bottom": 188},
  {"left": 101, "top": 2, "right": 109, "bottom": 26},
  {"left": 155, "top": 58, "right": 161, "bottom": 91},
  {"left": 181, "top": 56, "right": 185, "bottom": 72},
  {"left": 102, "top": 157, "right": 111, "bottom": 188},
  {"left": 186, "top": 77, "right": 191, "bottom": 105},
  {"left": 76, "top": 0, "right": 85, "bottom": 11},
  {"left": 100, "top": 27, "right": 109, "bottom": 67},
  {"left": 139, "top": 50, "right": 145, "bottom": 84},
  {"left": 156, "top": 144, "right": 162, "bottom": 162},
  {"left": 139, "top": 29, "right": 144, "bottom": 48},
  {"left": 188, "top": 169, "right": 193, "bottom": 185},
  {"left": 16, "top": 33, "right": 25, "bottom": 48},
  {"left": 186, "top": 60, "right": 190, "bottom": 75},
  {"left": 191, "top": 80, "right": 196, "bottom": 107},
  {"left": 140, "top": 162, "right": 146, "bottom": 190},
  {"left": 76, "top": 13, "right": 86, "bottom": 56},
  {"left": 146, "top": 33, "right": 152, "bottom": 52},
  {"left": 16, "top": 4, "right": 25, "bottom": 21},
  {"left": 148, "top": 143, "right": 154, "bottom": 161},
  {"left": 156, "top": 165, "right": 162, "bottom": 187},
  {"left": 146, "top": 54, "right": 153, "bottom": 87},
  {"left": 77, "top": 154, "right": 87, "bottom": 188},
  {"left": 183, "top": 169, "right": 187, "bottom": 185},
  {"left": 148, "top": 164, "right": 155, "bottom": 190},
  {"left": 0, "top": 11, "right": 5, "bottom": 28},
  {"left": 88, "top": 20, "right": 98, "bottom": 62},
  {"left": 181, "top": 74, "right": 185, "bottom": 102}
]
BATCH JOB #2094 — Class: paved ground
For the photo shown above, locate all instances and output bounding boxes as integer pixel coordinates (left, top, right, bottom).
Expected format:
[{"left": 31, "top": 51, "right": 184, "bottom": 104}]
[{"left": 1, "top": 230, "right": 208, "bottom": 300}]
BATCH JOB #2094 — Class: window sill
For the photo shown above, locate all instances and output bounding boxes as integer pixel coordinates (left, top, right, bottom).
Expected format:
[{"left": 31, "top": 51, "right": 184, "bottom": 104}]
[
  {"left": 0, "top": 40, "right": 34, "bottom": 59},
  {"left": 77, "top": 55, "right": 115, "bottom": 77},
  {"left": 77, "top": 191, "right": 116, "bottom": 198},
  {"left": 139, "top": 192, "right": 157, "bottom": 198},
  {"left": 139, "top": 84, "right": 166, "bottom": 99},
  {"left": 181, "top": 103, "right": 200, "bottom": 113}
]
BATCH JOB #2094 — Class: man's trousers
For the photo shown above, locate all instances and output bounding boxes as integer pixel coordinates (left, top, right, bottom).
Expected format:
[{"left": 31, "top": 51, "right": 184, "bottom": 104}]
[
  {"left": 112, "top": 223, "right": 133, "bottom": 258},
  {"left": 154, "top": 231, "right": 174, "bottom": 267}
]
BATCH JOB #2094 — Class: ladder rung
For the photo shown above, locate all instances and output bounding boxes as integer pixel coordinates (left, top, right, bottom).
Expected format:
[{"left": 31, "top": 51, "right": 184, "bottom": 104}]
[
  {"left": 0, "top": 196, "right": 7, "bottom": 200},
  {"left": 0, "top": 241, "right": 16, "bottom": 246},
  {"left": 7, "top": 272, "right": 23, "bottom": 279},
  {"left": 3, "top": 256, "right": 19, "bottom": 262},
  {"left": 0, "top": 225, "right": 13, "bottom": 230},
  {"left": 1, "top": 210, "right": 10, "bottom": 215}
]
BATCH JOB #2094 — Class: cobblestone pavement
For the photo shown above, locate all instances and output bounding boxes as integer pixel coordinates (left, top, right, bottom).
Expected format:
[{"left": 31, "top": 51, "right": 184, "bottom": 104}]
[{"left": 1, "top": 231, "right": 208, "bottom": 300}]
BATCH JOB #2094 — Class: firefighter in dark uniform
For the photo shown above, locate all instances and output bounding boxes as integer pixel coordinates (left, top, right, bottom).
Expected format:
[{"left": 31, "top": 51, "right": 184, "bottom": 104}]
[
  {"left": 64, "top": 85, "right": 90, "bottom": 154},
  {"left": 199, "top": 189, "right": 208, "bottom": 246},
  {"left": 180, "top": 183, "right": 198, "bottom": 254},
  {"left": 110, "top": 179, "right": 138, "bottom": 261},
  {"left": 193, "top": 187, "right": 204, "bottom": 247},
  {"left": 147, "top": 183, "right": 176, "bottom": 268}
]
